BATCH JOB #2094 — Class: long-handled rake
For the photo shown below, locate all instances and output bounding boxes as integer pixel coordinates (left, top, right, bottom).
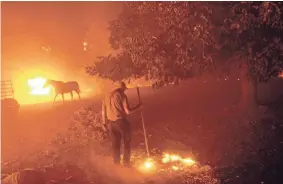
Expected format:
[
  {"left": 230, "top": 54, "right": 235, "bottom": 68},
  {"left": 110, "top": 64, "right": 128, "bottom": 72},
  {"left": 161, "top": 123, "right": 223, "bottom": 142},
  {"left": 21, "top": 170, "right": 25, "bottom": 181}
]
[{"left": 136, "top": 87, "right": 150, "bottom": 158}]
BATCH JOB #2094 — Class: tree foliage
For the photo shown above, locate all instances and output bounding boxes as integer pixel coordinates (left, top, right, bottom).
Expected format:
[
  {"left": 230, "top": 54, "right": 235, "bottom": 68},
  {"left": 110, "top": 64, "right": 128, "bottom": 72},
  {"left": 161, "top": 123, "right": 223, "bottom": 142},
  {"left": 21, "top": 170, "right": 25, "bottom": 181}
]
[
  {"left": 86, "top": 2, "right": 283, "bottom": 83},
  {"left": 225, "top": 2, "right": 283, "bottom": 82}
]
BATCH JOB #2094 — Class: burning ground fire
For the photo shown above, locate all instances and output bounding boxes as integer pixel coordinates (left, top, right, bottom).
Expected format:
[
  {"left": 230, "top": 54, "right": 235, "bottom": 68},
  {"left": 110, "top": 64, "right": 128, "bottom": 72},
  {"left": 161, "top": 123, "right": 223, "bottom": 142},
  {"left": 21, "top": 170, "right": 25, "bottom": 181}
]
[
  {"left": 28, "top": 77, "right": 51, "bottom": 95},
  {"left": 138, "top": 153, "right": 197, "bottom": 173}
]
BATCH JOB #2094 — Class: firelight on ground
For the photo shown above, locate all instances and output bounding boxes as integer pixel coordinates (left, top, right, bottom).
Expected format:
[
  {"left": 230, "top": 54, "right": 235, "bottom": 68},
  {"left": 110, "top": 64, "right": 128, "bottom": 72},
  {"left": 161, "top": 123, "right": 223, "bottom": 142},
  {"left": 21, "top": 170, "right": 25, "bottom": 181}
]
[
  {"left": 138, "top": 158, "right": 156, "bottom": 173},
  {"left": 162, "top": 153, "right": 196, "bottom": 166},
  {"left": 144, "top": 160, "right": 153, "bottom": 169},
  {"left": 137, "top": 153, "right": 197, "bottom": 173}
]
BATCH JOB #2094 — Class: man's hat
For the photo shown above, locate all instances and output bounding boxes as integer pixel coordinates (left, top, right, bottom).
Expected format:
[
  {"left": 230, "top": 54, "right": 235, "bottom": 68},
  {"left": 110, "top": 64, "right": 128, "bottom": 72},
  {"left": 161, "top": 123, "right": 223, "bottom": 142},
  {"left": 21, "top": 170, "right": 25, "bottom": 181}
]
[{"left": 119, "top": 81, "right": 128, "bottom": 89}]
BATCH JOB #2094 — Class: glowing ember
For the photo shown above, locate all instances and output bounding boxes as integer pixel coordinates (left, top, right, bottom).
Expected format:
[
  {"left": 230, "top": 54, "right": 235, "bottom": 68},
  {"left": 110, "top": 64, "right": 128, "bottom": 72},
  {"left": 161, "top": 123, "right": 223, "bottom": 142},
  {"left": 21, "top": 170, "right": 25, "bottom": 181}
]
[
  {"left": 162, "top": 153, "right": 197, "bottom": 167},
  {"left": 172, "top": 166, "right": 179, "bottom": 171},
  {"left": 144, "top": 161, "right": 153, "bottom": 169},
  {"left": 183, "top": 158, "right": 196, "bottom": 166},
  {"left": 137, "top": 153, "right": 197, "bottom": 174},
  {"left": 171, "top": 155, "right": 181, "bottom": 161},
  {"left": 28, "top": 77, "right": 51, "bottom": 95},
  {"left": 138, "top": 158, "right": 156, "bottom": 173},
  {"left": 162, "top": 155, "right": 170, "bottom": 163},
  {"left": 83, "top": 41, "right": 88, "bottom": 51},
  {"left": 162, "top": 153, "right": 182, "bottom": 163}
]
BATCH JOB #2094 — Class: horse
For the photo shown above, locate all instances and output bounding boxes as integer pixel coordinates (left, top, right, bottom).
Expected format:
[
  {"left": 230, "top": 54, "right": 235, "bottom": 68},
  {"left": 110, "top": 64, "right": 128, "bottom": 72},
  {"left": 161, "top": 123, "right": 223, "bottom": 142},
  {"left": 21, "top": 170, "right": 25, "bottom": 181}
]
[{"left": 44, "top": 79, "right": 81, "bottom": 104}]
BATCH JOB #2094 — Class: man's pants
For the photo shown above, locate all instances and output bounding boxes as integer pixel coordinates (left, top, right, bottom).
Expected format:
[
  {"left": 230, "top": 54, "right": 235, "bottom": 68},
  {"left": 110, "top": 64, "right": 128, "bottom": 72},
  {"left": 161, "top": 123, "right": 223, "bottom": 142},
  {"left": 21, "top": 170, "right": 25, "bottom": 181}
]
[{"left": 108, "top": 118, "right": 131, "bottom": 165}]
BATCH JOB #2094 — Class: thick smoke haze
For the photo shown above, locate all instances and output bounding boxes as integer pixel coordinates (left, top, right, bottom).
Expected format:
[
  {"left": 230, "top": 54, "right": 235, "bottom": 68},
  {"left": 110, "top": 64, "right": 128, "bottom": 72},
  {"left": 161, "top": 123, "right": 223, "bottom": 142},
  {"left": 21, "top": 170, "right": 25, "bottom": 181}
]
[{"left": 1, "top": 2, "right": 122, "bottom": 104}]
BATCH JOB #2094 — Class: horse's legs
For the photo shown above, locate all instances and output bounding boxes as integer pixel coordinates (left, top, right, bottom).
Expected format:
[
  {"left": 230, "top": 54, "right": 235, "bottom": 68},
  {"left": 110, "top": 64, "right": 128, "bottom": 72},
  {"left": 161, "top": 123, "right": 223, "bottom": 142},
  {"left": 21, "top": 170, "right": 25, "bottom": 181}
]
[
  {"left": 75, "top": 90, "right": 81, "bottom": 100},
  {"left": 70, "top": 91, "right": 73, "bottom": 100},
  {"left": 53, "top": 94, "right": 58, "bottom": 104},
  {"left": 62, "top": 93, "right": 65, "bottom": 103}
]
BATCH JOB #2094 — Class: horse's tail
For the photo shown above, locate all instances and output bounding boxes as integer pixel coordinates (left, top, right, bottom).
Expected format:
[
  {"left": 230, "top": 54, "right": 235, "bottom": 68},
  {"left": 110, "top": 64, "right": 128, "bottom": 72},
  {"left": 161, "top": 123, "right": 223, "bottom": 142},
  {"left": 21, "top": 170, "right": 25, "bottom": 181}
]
[
  {"left": 74, "top": 82, "right": 81, "bottom": 93},
  {"left": 77, "top": 85, "right": 81, "bottom": 93}
]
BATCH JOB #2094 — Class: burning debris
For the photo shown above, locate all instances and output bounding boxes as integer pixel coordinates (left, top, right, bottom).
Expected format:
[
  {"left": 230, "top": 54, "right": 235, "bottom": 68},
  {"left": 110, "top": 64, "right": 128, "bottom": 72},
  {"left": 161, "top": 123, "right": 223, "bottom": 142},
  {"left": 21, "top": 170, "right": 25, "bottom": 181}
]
[
  {"left": 137, "top": 153, "right": 197, "bottom": 174},
  {"left": 162, "top": 153, "right": 196, "bottom": 167},
  {"left": 138, "top": 158, "right": 156, "bottom": 173},
  {"left": 83, "top": 41, "right": 88, "bottom": 51},
  {"left": 133, "top": 152, "right": 217, "bottom": 184},
  {"left": 28, "top": 77, "right": 51, "bottom": 95}
]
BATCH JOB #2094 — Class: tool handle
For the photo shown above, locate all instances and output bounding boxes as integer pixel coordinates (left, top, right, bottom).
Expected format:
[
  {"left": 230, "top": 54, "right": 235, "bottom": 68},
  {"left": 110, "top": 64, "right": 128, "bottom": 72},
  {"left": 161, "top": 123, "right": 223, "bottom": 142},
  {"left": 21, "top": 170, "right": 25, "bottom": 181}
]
[
  {"left": 141, "top": 112, "right": 150, "bottom": 158},
  {"left": 137, "top": 87, "right": 141, "bottom": 102},
  {"left": 136, "top": 87, "right": 150, "bottom": 158}
]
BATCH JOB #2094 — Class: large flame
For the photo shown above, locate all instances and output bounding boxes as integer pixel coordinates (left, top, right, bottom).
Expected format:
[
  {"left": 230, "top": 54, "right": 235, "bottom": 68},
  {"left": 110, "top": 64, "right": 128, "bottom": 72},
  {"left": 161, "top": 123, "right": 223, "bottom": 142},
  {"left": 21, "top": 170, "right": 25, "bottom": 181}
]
[
  {"left": 8, "top": 62, "right": 70, "bottom": 104},
  {"left": 28, "top": 77, "right": 51, "bottom": 95}
]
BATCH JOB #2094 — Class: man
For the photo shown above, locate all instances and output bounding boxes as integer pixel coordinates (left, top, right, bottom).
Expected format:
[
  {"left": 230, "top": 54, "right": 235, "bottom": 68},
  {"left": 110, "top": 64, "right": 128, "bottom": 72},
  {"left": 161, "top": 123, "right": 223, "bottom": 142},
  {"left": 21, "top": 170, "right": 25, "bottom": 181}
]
[{"left": 102, "top": 82, "right": 142, "bottom": 167}]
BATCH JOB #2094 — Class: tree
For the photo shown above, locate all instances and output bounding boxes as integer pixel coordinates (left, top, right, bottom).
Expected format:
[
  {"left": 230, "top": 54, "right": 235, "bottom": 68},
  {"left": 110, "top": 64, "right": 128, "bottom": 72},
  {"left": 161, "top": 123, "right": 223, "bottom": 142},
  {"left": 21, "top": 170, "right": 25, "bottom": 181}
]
[
  {"left": 86, "top": 2, "right": 231, "bottom": 81},
  {"left": 86, "top": 2, "right": 283, "bottom": 107},
  {"left": 226, "top": 2, "right": 283, "bottom": 106}
]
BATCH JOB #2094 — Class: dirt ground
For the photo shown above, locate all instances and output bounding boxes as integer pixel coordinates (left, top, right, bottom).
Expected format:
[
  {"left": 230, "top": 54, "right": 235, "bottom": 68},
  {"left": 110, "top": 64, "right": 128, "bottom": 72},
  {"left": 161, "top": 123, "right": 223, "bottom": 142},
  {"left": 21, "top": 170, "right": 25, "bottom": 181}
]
[
  {"left": 1, "top": 79, "right": 238, "bottom": 163},
  {"left": 1, "top": 96, "right": 100, "bottom": 162},
  {"left": 3, "top": 78, "right": 281, "bottom": 183}
]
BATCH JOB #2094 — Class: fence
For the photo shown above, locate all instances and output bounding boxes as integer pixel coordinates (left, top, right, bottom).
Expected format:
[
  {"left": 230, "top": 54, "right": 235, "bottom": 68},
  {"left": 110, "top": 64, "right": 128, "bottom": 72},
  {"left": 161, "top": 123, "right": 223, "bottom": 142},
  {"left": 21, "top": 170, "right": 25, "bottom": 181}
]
[{"left": 1, "top": 80, "right": 14, "bottom": 100}]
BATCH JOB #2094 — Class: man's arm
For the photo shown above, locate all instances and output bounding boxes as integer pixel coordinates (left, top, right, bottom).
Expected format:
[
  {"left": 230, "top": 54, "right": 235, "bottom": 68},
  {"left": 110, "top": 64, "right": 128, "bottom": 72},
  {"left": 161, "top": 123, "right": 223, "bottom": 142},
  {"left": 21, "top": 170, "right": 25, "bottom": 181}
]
[{"left": 122, "top": 95, "right": 141, "bottom": 114}]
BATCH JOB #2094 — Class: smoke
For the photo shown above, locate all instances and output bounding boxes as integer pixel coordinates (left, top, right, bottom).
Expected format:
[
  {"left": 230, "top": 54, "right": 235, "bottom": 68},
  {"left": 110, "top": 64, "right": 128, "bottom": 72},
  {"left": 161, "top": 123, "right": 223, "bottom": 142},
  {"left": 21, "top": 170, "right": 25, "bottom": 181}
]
[
  {"left": 1, "top": 2, "right": 123, "bottom": 103},
  {"left": 88, "top": 142, "right": 146, "bottom": 184}
]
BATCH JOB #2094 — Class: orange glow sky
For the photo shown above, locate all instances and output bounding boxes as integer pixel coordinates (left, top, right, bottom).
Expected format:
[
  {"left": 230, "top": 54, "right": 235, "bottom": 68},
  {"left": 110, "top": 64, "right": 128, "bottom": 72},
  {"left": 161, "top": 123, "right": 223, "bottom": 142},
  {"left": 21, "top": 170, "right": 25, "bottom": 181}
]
[{"left": 1, "top": 2, "right": 122, "bottom": 104}]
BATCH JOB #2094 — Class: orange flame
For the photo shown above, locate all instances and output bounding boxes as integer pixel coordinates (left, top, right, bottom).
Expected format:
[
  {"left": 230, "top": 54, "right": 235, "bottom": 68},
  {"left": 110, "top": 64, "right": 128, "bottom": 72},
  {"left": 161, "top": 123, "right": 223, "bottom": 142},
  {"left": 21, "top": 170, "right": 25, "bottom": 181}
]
[
  {"left": 138, "top": 153, "right": 196, "bottom": 173},
  {"left": 162, "top": 153, "right": 196, "bottom": 166},
  {"left": 28, "top": 77, "right": 51, "bottom": 95},
  {"left": 138, "top": 158, "right": 156, "bottom": 173}
]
